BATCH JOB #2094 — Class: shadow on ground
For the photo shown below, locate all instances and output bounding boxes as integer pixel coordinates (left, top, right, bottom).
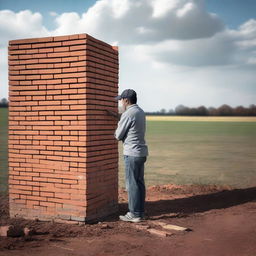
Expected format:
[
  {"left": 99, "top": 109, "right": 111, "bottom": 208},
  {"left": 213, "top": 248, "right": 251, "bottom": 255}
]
[
  {"left": 118, "top": 186, "right": 256, "bottom": 219},
  {"left": 1, "top": 186, "right": 256, "bottom": 223}
]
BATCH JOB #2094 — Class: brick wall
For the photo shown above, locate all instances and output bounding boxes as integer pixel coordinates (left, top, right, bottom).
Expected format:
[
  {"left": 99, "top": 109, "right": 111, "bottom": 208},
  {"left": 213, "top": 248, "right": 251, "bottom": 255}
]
[{"left": 8, "top": 33, "right": 119, "bottom": 223}]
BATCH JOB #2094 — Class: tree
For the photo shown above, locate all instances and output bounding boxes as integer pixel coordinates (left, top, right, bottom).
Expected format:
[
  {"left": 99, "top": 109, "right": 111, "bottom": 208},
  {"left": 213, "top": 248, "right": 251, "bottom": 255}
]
[
  {"left": 175, "top": 105, "right": 189, "bottom": 115},
  {"left": 217, "top": 104, "right": 233, "bottom": 116},
  {"left": 234, "top": 106, "right": 248, "bottom": 116},
  {"left": 197, "top": 106, "right": 209, "bottom": 116},
  {"left": 208, "top": 107, "right": 217, "bottom": 116},
  {"left": 168, "top": 109, "right": 175, "bottom": 115},
  {"left": 0, "top": 98, "right": 8, "bottom": 107},
  {"left": 160, "top": 108, "right": 166, "bottom": 114},
  {"left": 249, "top": 104, "right": 256, "bottom": 116}
]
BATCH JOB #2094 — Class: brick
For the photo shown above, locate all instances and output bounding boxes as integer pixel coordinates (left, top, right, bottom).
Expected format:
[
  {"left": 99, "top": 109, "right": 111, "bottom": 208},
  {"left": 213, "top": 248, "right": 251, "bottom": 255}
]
[
  {"left": 62, "top": 89, "right": 77, "bottom": 94},
  {"left": 69, "top": 50, "right": 86, "bottom": 57},
  {"left": 62, "top": 39, "right": 86, "bottom": 46},
  {"left": 40, "top": 202, "right": 56, "bottom": 208},
  {"left": 53, "top": 95, "right": 69, "bottom": 101},
  {"left": 26, "top": 49, "right": 39, "bottom": 54},
  {"left": 70, "top": 61, "right": 86, "bottom": 67},
  {"left": 39, "top": 58, "right": 61, "bottom": 63},
  {"left": 9, "top": 45, "right": 19, "bottom": 50},
  {"left": 0, "top": 225, "right": 25, "bottom": 237},
  {"left": 53, "top": 35, "right": 70, "bottom": 41},
  {"left": 54, "top": 62, "right": 70, "bottom": 68},
  {"left": 46, "top": 79, "right": 62, "bottom": 85},
  {"left": 54, "top": 46, "right": 69, "bottom": 52},
  {"left": 62, "top": 78, "right": 77, "bottom": 84},
  {"left": 40, "top": 69, "right": 62, "bottom": 74},
  {"left": 39, "top": 48, "right": 54, "bottom": 53},
  {"left": 18, "top": 44, "right": 32, "bottom": 49},
  {"left": 41, "top": 74, "right": 53, "bottom": 79},
  {"left": 54, "top": 141, "right": 69, "bottom": 146},
  {"left": 54, "top": 151, "right": 70, "bottom": 156},
  {"left": 48, "top": 52, "right": 71, "bottom": 58},
  {"left": 70, "top": 45, "right": 86, "bottom": 51}
]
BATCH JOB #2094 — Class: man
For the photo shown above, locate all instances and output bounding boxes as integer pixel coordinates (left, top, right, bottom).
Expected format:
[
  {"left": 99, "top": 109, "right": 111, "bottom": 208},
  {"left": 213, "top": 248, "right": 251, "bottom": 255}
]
[{"left": 113, "top": 89, "right": 148, "bottom": 223}]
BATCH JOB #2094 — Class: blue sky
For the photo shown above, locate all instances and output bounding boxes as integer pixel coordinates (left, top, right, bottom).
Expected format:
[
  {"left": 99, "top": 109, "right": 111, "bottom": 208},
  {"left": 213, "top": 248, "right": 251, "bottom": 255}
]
[
  {"left": 0, "top": 0, "right": 255, "bottom": 111},
  {"left": 206, "top": 0, "right": 256, "bottom": 28},
  {"left": 0, "top": 0, "right": 96, "bottom": 29}
]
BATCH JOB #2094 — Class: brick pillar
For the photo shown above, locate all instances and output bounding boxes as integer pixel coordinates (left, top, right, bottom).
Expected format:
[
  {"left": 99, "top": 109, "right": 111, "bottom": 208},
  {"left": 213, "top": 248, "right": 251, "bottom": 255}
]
[{"left": 8, "top": 34, "right": 119, "bottom": 223}]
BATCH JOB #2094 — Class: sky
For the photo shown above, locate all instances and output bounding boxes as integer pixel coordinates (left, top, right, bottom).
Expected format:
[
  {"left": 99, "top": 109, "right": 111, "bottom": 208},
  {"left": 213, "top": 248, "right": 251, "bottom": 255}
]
[{"left": 0, "top": 0, "right": 255, "bottom": 112}]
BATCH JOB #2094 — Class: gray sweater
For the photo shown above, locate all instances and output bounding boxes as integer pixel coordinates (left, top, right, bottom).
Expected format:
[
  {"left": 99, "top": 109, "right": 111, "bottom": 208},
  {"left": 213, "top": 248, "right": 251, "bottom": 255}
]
[{"left": 115, "top": 104, "right": 148, "bottom": 157}]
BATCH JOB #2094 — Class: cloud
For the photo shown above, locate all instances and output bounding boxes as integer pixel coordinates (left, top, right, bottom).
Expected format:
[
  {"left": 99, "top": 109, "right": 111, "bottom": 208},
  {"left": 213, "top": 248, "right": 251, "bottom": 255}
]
[
  {"left": 234, "top": 19, "right": 256, "bottom": 65},
  {"left": 50, "top": 0, "right": 255, "bottom": 68},
  {"left": 119, "top": 48, "right": 256, "bottom": 110},
  {"left": 0, "top": 9, "right": 50, "bottom": 98},
  {"left": 0, "top": 10, "right": 49, "bottom": 47},
  {"left": 52, "top": 0, "right": 224, "bottom": 44},
  {"left": 133, "top": 19, "right": 256, "bottom": 67},
  {"left": 0, "top": 0, "right": 255, "bottom": 109},
  {"left": 133, "top": 33, "right": 235, "bottom": 67}
]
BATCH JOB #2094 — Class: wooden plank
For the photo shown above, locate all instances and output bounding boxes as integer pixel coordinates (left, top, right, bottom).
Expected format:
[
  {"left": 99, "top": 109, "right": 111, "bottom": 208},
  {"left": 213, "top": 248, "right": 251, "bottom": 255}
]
[
  {"left": 147, "top": 228, "right": 173, "bottom": 237},
  {"left": 152, "top": 221, "right": 191, "bottom": 231},
  {"left": 134, "top": 224, "right": 150, "bottom": 231}
]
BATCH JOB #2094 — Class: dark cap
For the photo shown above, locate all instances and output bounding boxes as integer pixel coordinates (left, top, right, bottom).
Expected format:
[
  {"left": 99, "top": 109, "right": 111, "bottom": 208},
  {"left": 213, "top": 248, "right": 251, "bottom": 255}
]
[{"left": 115, "top": 89, "right": 137, "bottom": 102}]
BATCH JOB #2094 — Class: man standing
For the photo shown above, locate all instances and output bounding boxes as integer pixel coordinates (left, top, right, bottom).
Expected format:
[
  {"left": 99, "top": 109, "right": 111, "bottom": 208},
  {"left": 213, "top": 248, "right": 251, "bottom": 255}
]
[{"left": 114, "top": 89, "right": 148, "bottom": 223}]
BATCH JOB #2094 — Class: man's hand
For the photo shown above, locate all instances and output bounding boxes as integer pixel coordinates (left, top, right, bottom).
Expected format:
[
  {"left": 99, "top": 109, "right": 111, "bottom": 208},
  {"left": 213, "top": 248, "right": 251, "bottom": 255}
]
[{"left": 105, "top": 109, "right": 120, "bottom": 120}]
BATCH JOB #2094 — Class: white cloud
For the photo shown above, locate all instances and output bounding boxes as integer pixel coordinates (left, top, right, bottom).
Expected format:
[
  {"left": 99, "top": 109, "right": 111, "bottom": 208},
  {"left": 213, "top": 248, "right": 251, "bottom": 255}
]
[
  {"left": 0, "top": 0, "right": 255, "bottom": 109},
  {"left": 119, "top": 48, "right": 256, "bottom": 111},
  {"left": 0, "top": 10, "right": 49, "bottom": 99},
  {"left": 52, "top": 0, "right": 224, "bottom": 43},
  {"left": 0, "top": 10, "right": 49, "bottom": 46},
  {"left": 133, "top": 19, "right": 256, "bottom": 67},
  {"left": 150, "top": 0, "right": 180, "bottom": 18},
  {"left": 176, "top": 2, "right": 194, "bottom": 17},
  {"left": 238, "top": 19, "right": 256, "bottom": 36},
  {"left": 132, "top": 33, "right": 236, "bottom": 67}
]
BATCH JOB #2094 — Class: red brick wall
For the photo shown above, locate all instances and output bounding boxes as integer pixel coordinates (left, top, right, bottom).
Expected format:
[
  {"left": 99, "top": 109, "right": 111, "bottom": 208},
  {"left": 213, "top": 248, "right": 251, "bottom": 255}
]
[{"left": 8, "top": 33, "right": 119, "bottom": 223}]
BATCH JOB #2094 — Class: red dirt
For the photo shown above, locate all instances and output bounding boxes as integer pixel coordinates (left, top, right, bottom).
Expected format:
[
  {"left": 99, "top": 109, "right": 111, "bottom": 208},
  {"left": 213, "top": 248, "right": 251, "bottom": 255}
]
[{"left": 1, "top": 184, "right": 256, "bottom": 256}]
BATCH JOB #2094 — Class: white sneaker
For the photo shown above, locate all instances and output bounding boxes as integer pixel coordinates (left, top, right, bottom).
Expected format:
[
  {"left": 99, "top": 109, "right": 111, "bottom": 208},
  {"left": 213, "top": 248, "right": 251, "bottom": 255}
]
[{"left": 119, "top": 212, "right": 142, "bottom": 223}]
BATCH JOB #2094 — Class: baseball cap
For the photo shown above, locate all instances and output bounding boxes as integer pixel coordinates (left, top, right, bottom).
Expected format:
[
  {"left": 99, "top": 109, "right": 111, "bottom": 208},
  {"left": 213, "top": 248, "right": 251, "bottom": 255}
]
[{"left": 115, "top": 89, "right": 137, "bottom": 101}]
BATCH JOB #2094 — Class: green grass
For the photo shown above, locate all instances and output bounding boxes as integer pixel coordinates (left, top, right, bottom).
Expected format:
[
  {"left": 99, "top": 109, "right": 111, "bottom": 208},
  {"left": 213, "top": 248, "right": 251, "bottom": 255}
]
[
  {"left": 0, "top": 108, "right": 8, "bottom": 194},
  {"left": 1, "top": 108, "right": 256, "bottom": 195},
  {"left": 119, "top": 121, "right": 256, "bottom": 188}
]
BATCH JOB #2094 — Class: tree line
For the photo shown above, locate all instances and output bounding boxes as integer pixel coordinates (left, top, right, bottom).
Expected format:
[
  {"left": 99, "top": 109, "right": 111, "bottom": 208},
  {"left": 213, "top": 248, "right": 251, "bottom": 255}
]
[
  {"left": 1, "top": 98, "right": 255, "bottom": 116},
  {"left": 146, "top": 104, "right": 256, "bottom": 116}
]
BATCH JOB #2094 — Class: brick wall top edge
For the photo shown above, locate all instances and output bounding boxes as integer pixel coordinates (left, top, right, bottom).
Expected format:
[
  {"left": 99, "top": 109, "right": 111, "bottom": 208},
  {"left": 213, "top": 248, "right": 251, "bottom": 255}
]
[
  {"left": 9, "top": 34, "right": 87, "bottom": 45},
  {"left": 9, "top": 33, "right": 118, "bottom": 52},
  {"left": 9, "top": 36, "right": 54, "bottom": 45},
  {"left": 86, "top": 34, "right": 119, "bottom": 52}
]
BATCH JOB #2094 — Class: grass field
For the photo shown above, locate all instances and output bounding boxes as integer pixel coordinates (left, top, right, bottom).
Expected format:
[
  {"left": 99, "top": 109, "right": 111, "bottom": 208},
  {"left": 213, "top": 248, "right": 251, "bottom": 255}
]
[
  {"left": 0, "top": 108, "right": 8, "bottom": 194},
  {"left": 1, "top": 109, "right": 256, "bottom": 194},
  {"left": 119, "top": 116, "right": 256, "bottom": 188},
  {"left": 146, "top": 115, "right": 256, "bottom": 122}
]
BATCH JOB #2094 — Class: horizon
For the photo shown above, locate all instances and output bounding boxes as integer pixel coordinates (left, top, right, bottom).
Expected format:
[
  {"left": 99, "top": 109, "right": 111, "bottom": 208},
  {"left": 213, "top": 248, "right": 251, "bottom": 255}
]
[{"left": 1, "top": 96, "right": 255, "bottom": 114}]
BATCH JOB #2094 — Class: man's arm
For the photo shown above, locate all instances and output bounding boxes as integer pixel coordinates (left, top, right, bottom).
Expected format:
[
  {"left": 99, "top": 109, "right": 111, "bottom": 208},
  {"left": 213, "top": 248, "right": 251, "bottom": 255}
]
[
  {"left": 114, "top": 115, "right": 132, "bottom": 141},
  {"left": 105, "top": 109, "right": 121, "bottom": 120}
]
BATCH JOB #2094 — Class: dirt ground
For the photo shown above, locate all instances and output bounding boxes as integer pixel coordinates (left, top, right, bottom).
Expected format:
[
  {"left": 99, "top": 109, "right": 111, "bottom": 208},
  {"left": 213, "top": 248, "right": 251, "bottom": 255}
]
[{"left": 0, "top": 184, "right": 256, "bottom": 256}]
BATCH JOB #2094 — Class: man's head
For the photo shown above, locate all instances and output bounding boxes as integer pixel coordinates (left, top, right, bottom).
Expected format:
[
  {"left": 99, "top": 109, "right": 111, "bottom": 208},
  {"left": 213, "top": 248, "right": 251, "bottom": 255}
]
[
  {"left": 115, "top": 89, "right": 137, "bottom": 104},
  {"left": 115, "top": 89, "right": 137, "bottom": 111}
]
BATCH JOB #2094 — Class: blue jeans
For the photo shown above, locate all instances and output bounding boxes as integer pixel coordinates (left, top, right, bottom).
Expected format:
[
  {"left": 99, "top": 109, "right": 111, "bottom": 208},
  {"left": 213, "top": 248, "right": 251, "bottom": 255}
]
[{"left": 124, "top": 155, "right": 147, "bottom": 218}]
